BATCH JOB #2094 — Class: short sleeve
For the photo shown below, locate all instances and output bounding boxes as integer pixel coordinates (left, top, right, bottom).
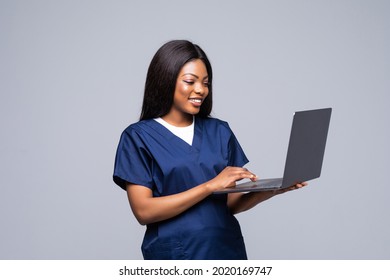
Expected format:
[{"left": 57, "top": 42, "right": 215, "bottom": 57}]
[
  {"left": 113, "top": 127, "right": 154, "bottom": 191},
  {"left": 226, "top": 125, "right": 249, "bottom": 167}
]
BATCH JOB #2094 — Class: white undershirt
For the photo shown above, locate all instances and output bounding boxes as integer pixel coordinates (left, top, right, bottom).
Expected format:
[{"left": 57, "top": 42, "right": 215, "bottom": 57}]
[{"left": 154, "top": 117, "right": 195, "bottom": 145}]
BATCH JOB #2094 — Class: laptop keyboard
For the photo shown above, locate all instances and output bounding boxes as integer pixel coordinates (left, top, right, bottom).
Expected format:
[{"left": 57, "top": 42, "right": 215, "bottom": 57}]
[
  {"left": 258, "top": 178, "right": 283, "bottom": 188},
  {"left": 235, "top": 178, "right": 283, "bottom": 190}
]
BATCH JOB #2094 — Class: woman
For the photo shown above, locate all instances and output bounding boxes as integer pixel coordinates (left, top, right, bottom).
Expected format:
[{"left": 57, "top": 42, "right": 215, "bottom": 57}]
[{"left": 113, "top": 40, "right": 306, "bottom": 259}]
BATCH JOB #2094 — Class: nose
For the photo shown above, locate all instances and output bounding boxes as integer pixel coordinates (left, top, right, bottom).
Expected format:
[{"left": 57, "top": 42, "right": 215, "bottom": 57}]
[{"left": 194, "top": 83, "right": 206, "bottom": 95}]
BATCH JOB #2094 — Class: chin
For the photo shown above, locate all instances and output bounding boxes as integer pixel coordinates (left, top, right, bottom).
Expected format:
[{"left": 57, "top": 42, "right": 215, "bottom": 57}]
[
  {"left": 184, "top": 107, "right": 201, "bottom": 115},
  {"left": 188, "top": 110, "right": 201, "bottom": 116}
]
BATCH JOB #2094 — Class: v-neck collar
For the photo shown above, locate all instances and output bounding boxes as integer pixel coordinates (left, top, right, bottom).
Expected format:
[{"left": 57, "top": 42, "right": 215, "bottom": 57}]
[{"left": 146, "top": 117, "right": 203, "bottom": 152}]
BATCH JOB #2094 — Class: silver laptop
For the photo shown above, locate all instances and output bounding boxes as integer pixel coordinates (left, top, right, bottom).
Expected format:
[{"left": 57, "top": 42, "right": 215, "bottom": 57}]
[{"left": 214, "top": 108, "right": 332, "bottom": 194}]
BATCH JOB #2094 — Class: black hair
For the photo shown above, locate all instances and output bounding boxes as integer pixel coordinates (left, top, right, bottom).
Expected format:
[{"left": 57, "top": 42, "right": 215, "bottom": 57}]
[{"left": 139, "top": 40, "right": 213, "bottom": 120}]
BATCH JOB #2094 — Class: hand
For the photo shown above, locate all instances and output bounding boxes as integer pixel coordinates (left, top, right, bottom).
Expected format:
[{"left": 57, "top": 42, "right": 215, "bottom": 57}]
[
  {"left": 207, "top": 166, "right": 257, "bottom": 192},
  {"left": 273, "top": 182, "right": 308, "bottom": 195}
]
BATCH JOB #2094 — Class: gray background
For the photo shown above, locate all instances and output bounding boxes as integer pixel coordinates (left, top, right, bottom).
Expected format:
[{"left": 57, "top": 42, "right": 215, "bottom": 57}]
[{"left": 1, "top": 0, "right": 389, "bottom": 259}]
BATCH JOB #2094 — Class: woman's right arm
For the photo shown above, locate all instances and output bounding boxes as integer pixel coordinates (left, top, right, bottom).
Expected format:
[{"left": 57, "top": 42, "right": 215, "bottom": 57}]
[{"left": 126, "top": 166, "right": 256, "bottom": 225}]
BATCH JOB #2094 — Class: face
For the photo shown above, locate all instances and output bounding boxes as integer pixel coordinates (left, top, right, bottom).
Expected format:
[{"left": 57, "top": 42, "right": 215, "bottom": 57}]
[{"left": 164, "top": 59, "right": 209, "bottom": 125}]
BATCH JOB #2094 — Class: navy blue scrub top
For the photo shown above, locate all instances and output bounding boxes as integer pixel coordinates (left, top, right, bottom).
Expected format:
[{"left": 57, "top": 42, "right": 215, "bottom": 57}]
[{"left": 113, "top": 117, "right": 249, "bottom": 260}]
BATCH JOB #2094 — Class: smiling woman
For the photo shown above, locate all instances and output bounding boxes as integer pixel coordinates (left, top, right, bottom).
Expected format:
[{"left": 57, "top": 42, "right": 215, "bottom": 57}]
[{"left": 112, "top": 40, "right": 305, "bottom": 260}]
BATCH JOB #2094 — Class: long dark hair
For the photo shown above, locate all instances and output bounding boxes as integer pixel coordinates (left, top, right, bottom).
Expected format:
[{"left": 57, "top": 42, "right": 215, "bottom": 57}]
[{"left": 139, "top": 40, "right": 213, "bottom": 120}]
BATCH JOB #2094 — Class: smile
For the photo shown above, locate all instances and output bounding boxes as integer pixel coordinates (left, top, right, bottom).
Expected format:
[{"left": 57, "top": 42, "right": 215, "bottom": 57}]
[{"left": 188, "top": 98, "right": 203, "bottom": 105}]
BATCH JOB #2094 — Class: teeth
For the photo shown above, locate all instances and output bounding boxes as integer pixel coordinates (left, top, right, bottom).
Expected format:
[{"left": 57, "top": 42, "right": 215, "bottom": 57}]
[{"left": 189, "top": 98, "right": 202, "bottom": 103}]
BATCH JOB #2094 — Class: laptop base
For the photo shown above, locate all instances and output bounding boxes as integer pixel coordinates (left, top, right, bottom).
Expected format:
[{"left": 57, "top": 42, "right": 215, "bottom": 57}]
[{"left": 214, "top": 178, "right": 283, "bottom": 194}]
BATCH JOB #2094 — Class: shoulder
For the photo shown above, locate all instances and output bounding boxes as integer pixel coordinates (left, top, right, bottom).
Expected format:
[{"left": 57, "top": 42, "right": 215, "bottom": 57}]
[
  {"left": 121, "top": 119, "right": 154, "bottom": 135},
  {"left": 198, "top": 116, "right": 228, "bottom": 126},
  {"left": 118, "top": 119, "right": 158, "bottom": 144},
  {"left": 198, "top": 116, "right": 232, "bottom": 131}
]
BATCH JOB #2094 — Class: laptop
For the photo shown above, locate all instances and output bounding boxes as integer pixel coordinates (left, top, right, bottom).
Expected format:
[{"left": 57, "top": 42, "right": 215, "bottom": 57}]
[{"left": 214, "top": 108, "right": 332, "bottom": 194}]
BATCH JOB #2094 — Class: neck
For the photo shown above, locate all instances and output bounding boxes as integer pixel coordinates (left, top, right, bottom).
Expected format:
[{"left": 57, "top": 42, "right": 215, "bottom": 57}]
[{"left": 161, "top": 112, "right": 194, "bottom": 127}]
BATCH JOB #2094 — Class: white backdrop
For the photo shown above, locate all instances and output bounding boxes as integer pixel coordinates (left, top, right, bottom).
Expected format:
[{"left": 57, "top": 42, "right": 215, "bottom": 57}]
[{"left": 1, "top": 0, "right": 389, "bottom": 259}]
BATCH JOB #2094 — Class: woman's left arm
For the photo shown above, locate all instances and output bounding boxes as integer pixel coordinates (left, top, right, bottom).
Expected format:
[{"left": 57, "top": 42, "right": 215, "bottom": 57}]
[{"left": 227, "top": 182, "right": 308, "bottom": 214}]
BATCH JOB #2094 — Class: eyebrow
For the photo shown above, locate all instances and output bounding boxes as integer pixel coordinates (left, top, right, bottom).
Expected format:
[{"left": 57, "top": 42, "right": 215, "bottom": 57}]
[{"left": 181, "top": 73, "right": 209, "bottom": 80}]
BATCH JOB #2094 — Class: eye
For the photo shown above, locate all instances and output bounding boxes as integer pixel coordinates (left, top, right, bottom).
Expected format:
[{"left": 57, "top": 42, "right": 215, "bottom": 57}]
[
  {"left": 183, "top": 80, "right": 194, "bottom": 85},
  {"left": 203, "top": 81, "right": 210, "bottom": 87}
]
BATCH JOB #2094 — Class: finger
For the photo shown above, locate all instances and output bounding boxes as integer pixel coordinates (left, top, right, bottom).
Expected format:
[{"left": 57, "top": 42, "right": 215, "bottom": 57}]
[
  {"left": 244, "top": 173, "right": 258, "bottom": 181},
  {"left": 227, "top": 167, "right": 257, "bottom": 183},
  {"left": 296, "top": 182, "right": 308, "bottom": 188},
  {"left": 234, "top": 168, "right": 256, "bottom": 179}
]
